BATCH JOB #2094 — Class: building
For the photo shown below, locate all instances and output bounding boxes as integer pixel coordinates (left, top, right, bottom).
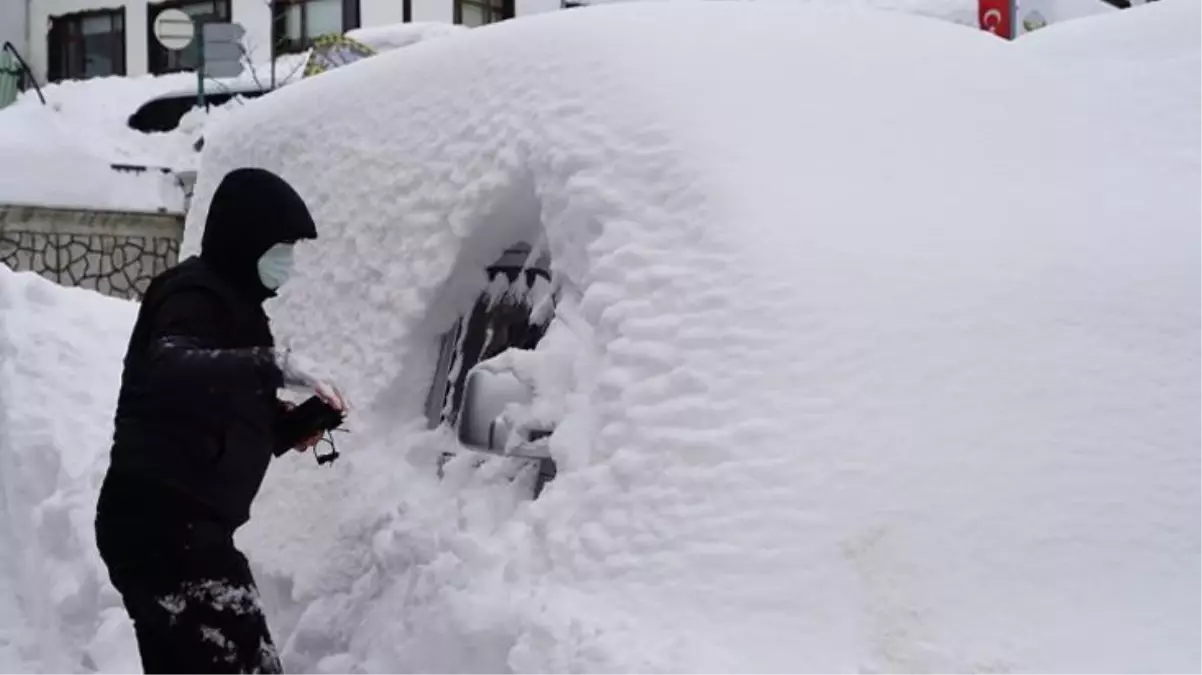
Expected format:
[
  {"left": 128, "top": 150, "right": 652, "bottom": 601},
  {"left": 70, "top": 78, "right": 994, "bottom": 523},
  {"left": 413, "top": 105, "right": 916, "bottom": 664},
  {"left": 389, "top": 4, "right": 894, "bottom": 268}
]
[
  {"left": 21, "top": 0, "right": 560, "bottom": 84},
  {"left": 1, "top": 2, "right": 28, "bottom": 56}
]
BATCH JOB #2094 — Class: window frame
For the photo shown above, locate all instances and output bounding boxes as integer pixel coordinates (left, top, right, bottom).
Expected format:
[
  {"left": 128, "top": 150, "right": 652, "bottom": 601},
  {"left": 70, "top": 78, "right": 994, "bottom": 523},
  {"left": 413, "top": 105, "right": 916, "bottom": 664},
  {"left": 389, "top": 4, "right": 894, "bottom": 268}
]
[
  {"left": 272, "top": 0, "right": 361, "bottom": 55},
  {"left": 146, "top": 0, "right": 233, "bottom": 75},
  {"left": 454, "top": 0, "right": 514, "bottom": 26},
  {"left": 47, "top": 7, "right": 127, "bottom": 82}
]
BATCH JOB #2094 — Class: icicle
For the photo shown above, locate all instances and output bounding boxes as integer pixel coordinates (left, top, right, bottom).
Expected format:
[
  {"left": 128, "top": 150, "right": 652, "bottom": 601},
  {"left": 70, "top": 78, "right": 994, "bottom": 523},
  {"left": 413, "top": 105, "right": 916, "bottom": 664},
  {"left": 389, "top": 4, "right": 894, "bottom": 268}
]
[{"left": 484, "top": 273, "right": 510, "bottom": 310}]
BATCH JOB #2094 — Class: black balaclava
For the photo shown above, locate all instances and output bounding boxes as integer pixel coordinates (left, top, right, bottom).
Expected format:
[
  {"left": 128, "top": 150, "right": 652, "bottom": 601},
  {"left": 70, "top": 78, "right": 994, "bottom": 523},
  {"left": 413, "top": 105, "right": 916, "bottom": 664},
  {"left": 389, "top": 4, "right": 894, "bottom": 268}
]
[{"left": 200, "top": 168, "right": 318, "bottom": 302}]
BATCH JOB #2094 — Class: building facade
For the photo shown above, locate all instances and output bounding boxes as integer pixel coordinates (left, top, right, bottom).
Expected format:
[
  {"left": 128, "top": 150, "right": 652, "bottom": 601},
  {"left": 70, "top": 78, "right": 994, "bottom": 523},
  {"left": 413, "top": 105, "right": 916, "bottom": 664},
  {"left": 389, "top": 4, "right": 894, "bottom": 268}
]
[{"left": 23, "top": 0, "right": 560, "bottom": 84}]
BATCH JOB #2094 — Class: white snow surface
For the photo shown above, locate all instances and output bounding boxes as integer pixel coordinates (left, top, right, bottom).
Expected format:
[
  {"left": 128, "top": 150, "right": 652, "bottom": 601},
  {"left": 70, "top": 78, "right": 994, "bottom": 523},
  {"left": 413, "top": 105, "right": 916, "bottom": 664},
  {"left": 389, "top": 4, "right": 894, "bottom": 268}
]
[
  {"left": 1016, "top": 0, "right": 1200, "bottom": 163},
  {"left": 184, "top": 2, "right": 1201, "bottom": 672},
  {"left": 0, "top": 1, "right": 1197, "bottom": 672},
  {"left": 0, "top": 74, "right": 197, "bottom": 212},
  {"left": 0, "top": 55, "right": 308, "bottom": 212},
  {"left": 345, "top": 22, "right": 470, "bottom": 53},
  {"left": 587, "top": 0, "right": 1116, "bottom": 30},
  {"left": 0, "top": 265, "right": 140, "bottom": 673}
]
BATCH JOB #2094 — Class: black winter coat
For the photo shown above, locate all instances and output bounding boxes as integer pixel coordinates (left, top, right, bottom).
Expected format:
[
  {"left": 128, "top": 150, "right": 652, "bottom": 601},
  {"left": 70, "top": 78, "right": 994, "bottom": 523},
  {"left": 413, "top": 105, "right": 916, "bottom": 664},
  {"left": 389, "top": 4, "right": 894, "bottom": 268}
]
[{"left": 103, "top": 168, "right": 317, "bottom": 530}]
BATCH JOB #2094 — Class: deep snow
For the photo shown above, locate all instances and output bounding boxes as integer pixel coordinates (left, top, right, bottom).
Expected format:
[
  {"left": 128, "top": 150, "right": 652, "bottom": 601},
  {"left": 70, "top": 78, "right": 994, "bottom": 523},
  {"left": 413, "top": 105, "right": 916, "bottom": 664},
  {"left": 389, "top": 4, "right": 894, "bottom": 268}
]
[
  {"left": 1016, "top": 0, "right": 1200, "bottom": 165},
  {"left": 0, "top": 55, "right": 309, "bottom": 213},
  {"left": 0, "top": 265, "right": 140, "bottom": 672},
  {"left": 345, "top": 22, "right": 470, "bottom": 53},
  {"left": 187, "top": 2, "right": 1199, "bottom": 671},
  {"left": 0, "top": 0, "right": 1198, "bottom": 672}
]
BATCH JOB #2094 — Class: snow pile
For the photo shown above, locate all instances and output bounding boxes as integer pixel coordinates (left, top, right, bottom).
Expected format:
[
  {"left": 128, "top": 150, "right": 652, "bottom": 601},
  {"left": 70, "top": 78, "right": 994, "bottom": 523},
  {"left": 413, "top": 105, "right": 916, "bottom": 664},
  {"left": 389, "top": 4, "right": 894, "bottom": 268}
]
[
  {"left": 0, "top": 265, "right": 139, "bottom": 673},
  {"left": 346, "top": 22, "right": 470, "bottom": 53},
  {"left": 181, "top": 2, "right": 1200, "bottom": 672},
  {"left": 1017, "top": 0, "right": 1200, "bottom": 164},
  {"left": 0, "top": 74, "right": 195, "bottom": 212},
  {"left": 1015, "top": 0, "right": 1118, "bottom": 31},
  {"left": 584, "top": 0, "right": 1115, "bottom": 30},
  {"left": 0, "top": 52, "right": 309, "bottom": 213}
]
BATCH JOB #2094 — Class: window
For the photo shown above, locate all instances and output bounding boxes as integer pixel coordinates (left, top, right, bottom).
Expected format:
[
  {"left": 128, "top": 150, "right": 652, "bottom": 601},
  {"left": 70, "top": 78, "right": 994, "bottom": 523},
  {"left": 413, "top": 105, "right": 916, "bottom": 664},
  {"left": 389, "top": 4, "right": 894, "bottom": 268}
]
[
  {"left": 455, "top": 0, "right": 513, "bottom": 26},
  {"left": 148, "top": 0, "right": 231, "bottom": 74},
  {"left": 273, "top": 0, "right": 360, "bottom": 54},
  {"left": 425, "top": 242, "right": 558, "bottom": 498},
  {"left": 47, "top": 8, "right": 125, "bottom": 82}
]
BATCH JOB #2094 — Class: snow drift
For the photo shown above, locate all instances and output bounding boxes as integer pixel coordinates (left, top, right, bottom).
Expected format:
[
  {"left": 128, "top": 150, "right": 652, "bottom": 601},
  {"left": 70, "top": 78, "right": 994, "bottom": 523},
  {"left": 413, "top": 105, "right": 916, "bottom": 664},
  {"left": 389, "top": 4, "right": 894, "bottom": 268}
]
[
  {"left": 178, "top": 2, "right": 1201, "bottom": 672},
  {"left": 345, "top": 22, "right": 470, "bottom": 53},
  {"left": 1017, "top": 0, "right": 1200, "bottom": 165},
  {"left": 0, "top": 265, "right": 139, "bottom": 672},
  {"left": 0, "top": 2, "right": 1196, "bottom": 672}
]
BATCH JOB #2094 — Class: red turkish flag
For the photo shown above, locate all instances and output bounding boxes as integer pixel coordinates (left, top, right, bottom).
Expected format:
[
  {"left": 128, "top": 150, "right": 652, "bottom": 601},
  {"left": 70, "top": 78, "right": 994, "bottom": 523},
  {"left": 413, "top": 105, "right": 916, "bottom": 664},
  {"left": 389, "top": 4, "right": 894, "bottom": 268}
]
[{"left": 979, "top": 0, "right": 1014, "bottom": 39}]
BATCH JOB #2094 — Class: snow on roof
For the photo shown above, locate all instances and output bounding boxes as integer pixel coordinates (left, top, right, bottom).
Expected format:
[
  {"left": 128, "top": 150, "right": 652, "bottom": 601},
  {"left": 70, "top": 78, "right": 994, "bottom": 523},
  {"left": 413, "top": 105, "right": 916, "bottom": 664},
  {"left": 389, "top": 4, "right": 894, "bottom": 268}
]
[
  {"left": 345, "top": 21, "right": 470, "bottom": 52},
  {"left": 191, "top": 2, "right": 1199, "bottom": 671},
  {"left": 1016, "top": 0, "right": 1200, "bottom": 165}
]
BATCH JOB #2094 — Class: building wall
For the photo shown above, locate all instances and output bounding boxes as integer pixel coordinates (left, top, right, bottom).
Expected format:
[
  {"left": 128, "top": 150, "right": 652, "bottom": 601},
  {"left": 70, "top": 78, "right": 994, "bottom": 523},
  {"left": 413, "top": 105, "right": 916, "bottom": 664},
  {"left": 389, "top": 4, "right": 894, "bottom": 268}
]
[
  {"left": 28, "top": 0, "right": 148, "bottom": 84},
  {"left": 0, "top": 203, "right": 184, "bottom": 300},
  {"left": 26, "top": 0, "right": 564, "bottom": 83},
  {"left": 0, "top": 1, "right": 29, "bottom": 57}
]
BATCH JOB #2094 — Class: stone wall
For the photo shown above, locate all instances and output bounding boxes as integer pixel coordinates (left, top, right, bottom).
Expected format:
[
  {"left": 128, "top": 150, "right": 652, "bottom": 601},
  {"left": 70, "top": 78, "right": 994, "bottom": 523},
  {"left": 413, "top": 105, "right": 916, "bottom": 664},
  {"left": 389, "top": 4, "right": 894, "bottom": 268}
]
[{"left": 0, "top": 204, "right": 184, "bottom": 300}]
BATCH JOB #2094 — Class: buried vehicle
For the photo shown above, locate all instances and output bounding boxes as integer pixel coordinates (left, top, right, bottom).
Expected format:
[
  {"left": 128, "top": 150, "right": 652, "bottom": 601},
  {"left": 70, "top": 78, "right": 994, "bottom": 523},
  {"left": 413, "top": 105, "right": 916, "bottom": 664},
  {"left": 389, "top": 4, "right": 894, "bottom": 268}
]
[{"left": 181, "top": 1, "right": 1199, "bottom": 671}]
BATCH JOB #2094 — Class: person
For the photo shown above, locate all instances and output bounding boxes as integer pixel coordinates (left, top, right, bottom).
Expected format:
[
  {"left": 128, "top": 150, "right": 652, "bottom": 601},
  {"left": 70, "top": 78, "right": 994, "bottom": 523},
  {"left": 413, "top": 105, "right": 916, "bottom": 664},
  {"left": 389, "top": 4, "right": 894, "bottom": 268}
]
[{"left": 95, "top": 167, "right": 343, "bottom": 674}]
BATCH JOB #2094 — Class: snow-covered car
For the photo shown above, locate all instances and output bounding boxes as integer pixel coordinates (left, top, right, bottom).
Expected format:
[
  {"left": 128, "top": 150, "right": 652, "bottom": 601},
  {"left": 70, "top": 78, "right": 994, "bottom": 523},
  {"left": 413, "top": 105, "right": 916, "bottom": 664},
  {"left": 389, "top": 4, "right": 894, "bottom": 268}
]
[{"left": 173, "top": 1, "right": 1198, "bottom": 671}]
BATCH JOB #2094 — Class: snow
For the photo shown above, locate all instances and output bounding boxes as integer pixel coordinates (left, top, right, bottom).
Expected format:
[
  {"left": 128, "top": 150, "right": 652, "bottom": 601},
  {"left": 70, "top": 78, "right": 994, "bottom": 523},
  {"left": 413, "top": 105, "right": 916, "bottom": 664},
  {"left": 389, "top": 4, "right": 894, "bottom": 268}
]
[
  {"left": 345, "top": 22, "right": 470, "bottom": 53},
  {"left": 0, "top": 265, "right": 139, "bottom": 672},
  {"left": 183, "top": 2, "right": 1201, "bottom": 672},
  {"left": 1016, "top": 0, "right": 1200, "bottom": 162},
  {"left": 0, "top": 54, "right": 309, "bottom": 213},
  {"left": 0, "top": 74, "right": 197, "bottom": 212},
  {"left": 0, "top": 0, "right": 1197, "bottom": 672},
  {"left": 584, "top": 0, "right": 1116, "bottom": 30},
  {"left": 1015, "top": 0, "right": 1119, "bottom": 33}
]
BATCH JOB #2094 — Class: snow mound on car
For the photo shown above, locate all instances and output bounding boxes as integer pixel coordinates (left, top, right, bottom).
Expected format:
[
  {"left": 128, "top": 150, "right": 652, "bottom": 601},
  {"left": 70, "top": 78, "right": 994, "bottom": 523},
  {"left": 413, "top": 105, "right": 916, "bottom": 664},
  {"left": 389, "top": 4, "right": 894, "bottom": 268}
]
[
  {"left": 186, "top": 2, "right": 1200, "bottom": 672},
  {"left": 1017, "top": 0, "right": 1200, "bottom": 163},
  {"left": 345, "top": 21, "right": 469, "bottom": 52}
]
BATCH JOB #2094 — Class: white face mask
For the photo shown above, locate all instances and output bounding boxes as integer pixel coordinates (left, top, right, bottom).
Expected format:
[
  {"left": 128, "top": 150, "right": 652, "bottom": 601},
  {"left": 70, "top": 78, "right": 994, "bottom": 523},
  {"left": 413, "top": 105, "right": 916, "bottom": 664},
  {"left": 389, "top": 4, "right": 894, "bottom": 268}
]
[{"left": 257, "top": 243, "right": 296, "bottom": 291}]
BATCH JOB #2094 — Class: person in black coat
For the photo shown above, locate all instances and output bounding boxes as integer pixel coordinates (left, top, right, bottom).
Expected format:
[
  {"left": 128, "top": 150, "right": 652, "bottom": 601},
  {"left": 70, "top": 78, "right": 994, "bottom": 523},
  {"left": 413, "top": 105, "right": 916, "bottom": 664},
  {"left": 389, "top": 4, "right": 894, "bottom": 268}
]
[{"left": 95, "top": 167, "right": 342, "bottom": 674}]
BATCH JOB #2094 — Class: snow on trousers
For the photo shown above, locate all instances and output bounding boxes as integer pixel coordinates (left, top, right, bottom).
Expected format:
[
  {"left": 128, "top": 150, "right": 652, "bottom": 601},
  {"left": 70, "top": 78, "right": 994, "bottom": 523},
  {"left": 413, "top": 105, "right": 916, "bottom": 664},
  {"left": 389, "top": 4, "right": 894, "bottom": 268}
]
[{"left": 96, "top": 473, "right": 283, "bottom": 674}]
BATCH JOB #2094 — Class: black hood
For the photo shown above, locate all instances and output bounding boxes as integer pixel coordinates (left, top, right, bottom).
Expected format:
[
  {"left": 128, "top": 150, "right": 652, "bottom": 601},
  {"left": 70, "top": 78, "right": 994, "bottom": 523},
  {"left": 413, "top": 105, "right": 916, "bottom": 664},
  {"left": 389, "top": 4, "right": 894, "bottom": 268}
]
[{"left": 200, "top": 168, "right": 317, "bottom": 302}]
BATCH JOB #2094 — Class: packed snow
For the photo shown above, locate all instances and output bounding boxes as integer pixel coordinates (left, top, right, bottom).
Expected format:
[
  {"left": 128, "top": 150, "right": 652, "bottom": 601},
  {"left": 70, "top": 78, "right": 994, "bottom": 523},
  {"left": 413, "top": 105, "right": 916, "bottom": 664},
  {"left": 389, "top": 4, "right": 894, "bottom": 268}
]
[{"left": 1, "top": 1, "right": 1199, "bottom": 672}]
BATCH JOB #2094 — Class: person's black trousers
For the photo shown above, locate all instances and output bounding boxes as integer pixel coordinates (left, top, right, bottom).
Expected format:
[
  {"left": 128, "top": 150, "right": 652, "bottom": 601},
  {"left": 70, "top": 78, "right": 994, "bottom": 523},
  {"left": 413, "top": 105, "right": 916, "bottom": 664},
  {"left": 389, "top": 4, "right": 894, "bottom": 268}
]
[{"left": 95, "top": 470, "right": 283, "bottom": 674}]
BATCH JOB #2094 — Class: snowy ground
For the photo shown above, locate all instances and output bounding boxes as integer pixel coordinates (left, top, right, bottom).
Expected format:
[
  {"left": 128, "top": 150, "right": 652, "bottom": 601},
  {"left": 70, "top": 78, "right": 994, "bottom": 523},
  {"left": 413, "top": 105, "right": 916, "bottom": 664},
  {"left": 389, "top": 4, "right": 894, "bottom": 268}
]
[
  {"left": 1, "top": 1, "right": 1199, "bottom": 673},
  {"left": 1016, "top": 0, "right": 1200, "bottom": 164}
]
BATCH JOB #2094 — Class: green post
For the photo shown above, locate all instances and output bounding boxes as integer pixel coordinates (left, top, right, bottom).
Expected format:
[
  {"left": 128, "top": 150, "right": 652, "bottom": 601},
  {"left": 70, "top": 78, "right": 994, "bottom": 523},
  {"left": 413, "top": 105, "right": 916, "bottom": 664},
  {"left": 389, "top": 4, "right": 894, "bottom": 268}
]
[{"left": 196, "top": 23, "right": 205, "bottom": 111}]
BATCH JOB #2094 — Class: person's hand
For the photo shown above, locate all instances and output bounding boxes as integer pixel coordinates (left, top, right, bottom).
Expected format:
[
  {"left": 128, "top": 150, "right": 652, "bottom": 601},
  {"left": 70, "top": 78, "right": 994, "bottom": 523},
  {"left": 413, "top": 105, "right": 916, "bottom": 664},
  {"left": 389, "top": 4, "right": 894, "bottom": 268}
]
[
  {"left": 314, "top": 381, "right": 348, "bottom": 413},
  {"left": 280, "top": 400, "right": 323, "bottom": 453}
]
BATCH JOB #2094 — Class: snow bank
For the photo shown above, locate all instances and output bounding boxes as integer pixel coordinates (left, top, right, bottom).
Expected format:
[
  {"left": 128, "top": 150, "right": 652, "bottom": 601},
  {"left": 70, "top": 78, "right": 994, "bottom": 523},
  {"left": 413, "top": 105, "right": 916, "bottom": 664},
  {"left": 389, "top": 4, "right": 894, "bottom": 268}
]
[
  {"left": 0, "top": 74, "right": 196, "bottom": 212},
  {"left": 0, "top": 53, "right": 308, "bottom": 213},
  {"left": 183, "top": 2, "right": 1200, "bottom": 672},
  {"left": 0, "top": 265, "right": 139, "bottom": 672},
  {"left": 346, "top": 22, "right": 470, "bottom": 53},
  {"left": 1016, "top": 0, "right": 1200, "bottom": 164},
  {"left": 585, "top": 0, "right": 1115, "bottom": 30}
]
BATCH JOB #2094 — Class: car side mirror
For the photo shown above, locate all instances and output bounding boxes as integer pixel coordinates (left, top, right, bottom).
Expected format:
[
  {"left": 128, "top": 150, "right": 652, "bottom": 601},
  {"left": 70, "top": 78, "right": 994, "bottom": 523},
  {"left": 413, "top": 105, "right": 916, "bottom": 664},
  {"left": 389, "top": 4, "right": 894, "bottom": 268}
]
[{"left": 457, "top": 364, "right": 551, "bottom": 459}]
